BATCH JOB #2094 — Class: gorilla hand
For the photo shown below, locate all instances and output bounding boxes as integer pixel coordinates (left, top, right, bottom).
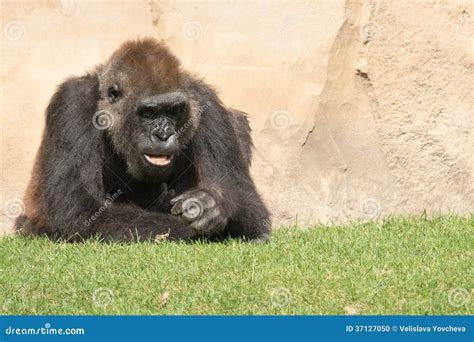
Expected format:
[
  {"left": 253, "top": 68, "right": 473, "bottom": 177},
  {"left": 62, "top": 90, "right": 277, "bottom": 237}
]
[{"left": 170, "top": 189, "right": 228, "bottom": 235}]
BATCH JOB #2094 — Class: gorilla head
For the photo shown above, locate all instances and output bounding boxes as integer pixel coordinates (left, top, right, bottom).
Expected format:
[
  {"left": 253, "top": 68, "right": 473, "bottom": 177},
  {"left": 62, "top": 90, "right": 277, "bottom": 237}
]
[{"left": 96, "top": 40, "right": 199, "bottom": 180}]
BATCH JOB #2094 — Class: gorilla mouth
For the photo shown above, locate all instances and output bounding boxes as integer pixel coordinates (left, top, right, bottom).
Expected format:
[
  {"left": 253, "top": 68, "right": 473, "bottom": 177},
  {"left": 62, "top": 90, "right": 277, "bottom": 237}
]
[{"left": 144, "top": 154, "right": 173, "bottom": 166}]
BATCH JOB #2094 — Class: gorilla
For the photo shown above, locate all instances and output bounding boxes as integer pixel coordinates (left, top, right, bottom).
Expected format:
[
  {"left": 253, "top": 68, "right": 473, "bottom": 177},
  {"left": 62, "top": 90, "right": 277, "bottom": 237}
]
[{"left": 15, "top": 38, "right": 271, "bottom": 243}]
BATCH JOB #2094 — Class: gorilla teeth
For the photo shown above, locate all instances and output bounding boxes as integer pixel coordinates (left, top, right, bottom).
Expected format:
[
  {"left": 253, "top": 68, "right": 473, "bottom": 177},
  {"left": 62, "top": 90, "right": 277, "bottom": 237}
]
[{"left": 144, "top": 154, "right": 171, "bottom": 166}]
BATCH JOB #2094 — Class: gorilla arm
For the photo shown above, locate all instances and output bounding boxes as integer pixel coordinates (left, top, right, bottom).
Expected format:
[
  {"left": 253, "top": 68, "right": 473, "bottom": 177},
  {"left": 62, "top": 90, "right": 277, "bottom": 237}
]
[{"left": 170, "top": 102, "right": 271, "bottom": 240}]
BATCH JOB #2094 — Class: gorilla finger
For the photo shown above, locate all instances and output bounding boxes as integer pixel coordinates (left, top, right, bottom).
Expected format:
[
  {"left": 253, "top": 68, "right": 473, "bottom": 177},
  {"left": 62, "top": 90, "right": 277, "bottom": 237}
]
[
  {"left": 158, "top": 183, "right": 168, "bottom": 193},
  {"left": 156, "top": 190, "right": 168, "bottom": 205},
  {"left": 190, "top": 218, "right": 208, "bottom": 232},
  {"left": 170, "top": 194, "right": 186, "bottom": 205},
  {"left": 182, "top": 208, "right": 205, "bottom": 223},
  {"left": 167, "top": 189, "right": 175, "bottom": 200},
  {"left": 189, "top": 207, "right": 221, "bottom": 231},
  {"left": 181, "top": 212, "right": 195, "bottom": 223},
  {"left": 190, "top": 217, "right": 219, "bottom": 234},
  {"left": 171, "top": 202, "right": 183, "bottom": 215}
]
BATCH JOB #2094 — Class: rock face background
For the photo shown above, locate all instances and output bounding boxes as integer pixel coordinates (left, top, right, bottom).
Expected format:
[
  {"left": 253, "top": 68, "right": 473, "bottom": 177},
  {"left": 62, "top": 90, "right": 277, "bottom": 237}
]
[{"left": 1, "top": 0, "right": 472, "bottom": 233}]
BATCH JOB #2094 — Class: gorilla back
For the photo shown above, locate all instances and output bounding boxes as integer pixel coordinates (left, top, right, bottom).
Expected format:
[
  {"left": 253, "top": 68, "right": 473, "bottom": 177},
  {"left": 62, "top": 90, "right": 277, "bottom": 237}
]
[{"left": 15, "top": 38, "right": 271, "bottom": 243}]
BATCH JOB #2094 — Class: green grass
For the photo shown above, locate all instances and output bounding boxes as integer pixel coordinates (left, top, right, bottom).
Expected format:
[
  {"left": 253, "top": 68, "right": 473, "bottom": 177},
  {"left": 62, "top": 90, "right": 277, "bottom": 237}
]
[{"left": 0, "top": 216, "right": 472, "bottom": 315}]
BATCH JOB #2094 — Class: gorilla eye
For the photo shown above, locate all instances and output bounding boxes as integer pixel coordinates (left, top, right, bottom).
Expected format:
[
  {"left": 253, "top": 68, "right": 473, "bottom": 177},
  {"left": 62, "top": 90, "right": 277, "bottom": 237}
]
[{"left": 107, "top": 86, "right": 121, "bottom": 103}]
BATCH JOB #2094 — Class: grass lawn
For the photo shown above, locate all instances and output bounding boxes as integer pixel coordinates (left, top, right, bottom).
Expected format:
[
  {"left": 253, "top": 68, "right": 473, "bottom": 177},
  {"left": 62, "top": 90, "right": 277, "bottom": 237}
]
[{"left": 0, "top": 215, "right": 472, "bottom": 315}]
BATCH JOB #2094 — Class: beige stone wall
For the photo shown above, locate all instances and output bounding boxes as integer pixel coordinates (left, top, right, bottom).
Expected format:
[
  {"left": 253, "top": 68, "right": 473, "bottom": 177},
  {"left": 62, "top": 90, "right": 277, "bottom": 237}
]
[{"left": 1, "top": 0, "right": 472, "bottom": 233}]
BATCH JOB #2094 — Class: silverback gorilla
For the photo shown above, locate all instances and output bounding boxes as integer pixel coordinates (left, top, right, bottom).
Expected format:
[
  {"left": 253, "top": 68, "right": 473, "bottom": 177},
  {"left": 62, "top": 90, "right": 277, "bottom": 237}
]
[{"left": 15, "top": 38, "right": 271, "bottom": 243}]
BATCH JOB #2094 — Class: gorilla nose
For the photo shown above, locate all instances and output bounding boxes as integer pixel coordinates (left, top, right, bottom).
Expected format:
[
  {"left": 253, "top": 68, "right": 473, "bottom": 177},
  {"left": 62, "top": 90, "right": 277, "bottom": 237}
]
[{"left": 152, "top": 126, "right": 173, "bottom": 141}]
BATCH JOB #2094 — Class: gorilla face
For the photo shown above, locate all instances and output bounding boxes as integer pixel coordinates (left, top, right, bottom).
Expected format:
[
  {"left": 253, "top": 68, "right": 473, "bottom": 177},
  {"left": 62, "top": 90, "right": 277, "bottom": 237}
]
[{"left": 95, "top": 40, "right": 196, "bottom": 180}]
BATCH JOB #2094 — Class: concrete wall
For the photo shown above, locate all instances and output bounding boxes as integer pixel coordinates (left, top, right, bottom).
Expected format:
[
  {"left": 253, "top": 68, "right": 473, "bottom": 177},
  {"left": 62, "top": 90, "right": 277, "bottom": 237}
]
[{"left": 1, "top": 0, "right": 472, "bottom": 233}]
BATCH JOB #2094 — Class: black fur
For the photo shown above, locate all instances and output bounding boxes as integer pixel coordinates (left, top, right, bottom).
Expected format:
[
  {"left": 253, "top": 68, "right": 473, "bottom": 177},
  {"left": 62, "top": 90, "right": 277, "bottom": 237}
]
[{"left": 15, "top": 38, "right": 271, "bottom": 243}]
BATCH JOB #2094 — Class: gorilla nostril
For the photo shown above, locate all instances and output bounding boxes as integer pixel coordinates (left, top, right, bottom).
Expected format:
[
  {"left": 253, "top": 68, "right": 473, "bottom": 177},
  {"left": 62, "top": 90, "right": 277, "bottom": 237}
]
[{"left": 153, "top": 127, "right": 173, "bottom": 141}]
